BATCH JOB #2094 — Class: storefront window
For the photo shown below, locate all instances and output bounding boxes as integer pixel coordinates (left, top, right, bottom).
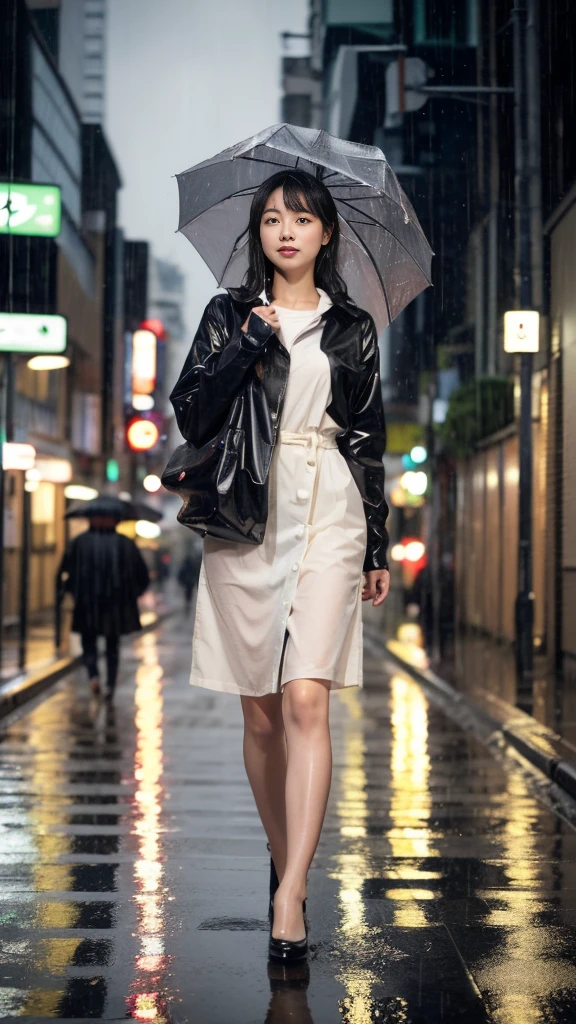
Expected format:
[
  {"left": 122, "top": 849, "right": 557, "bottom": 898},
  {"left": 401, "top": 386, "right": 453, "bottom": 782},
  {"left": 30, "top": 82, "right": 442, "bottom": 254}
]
[
  {"left": 31, "top": 482, "right": 56, "bottom": 548},
  {"left": 414, "top": 0, "right": 477, "bottom": 47},
  {"left": 16, "top": 361, "right": 52, "bottom": 404}
]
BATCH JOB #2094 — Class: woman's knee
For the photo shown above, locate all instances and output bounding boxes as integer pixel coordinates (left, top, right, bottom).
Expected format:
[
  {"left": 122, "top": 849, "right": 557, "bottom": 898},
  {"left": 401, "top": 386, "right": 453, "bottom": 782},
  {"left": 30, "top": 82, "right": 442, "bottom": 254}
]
[
  {"left": 282, "top": 678, "right": 330, "bottom": 733},
  {"left": 241, "top": 695, "right": 284, "bottom": 747}
]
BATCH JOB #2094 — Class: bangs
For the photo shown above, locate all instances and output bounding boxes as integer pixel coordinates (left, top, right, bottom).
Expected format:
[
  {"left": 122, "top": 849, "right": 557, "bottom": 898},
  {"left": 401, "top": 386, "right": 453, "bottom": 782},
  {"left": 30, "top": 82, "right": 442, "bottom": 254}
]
[{"left": 280, "top": 175, "right": 325, "bottom": 222}]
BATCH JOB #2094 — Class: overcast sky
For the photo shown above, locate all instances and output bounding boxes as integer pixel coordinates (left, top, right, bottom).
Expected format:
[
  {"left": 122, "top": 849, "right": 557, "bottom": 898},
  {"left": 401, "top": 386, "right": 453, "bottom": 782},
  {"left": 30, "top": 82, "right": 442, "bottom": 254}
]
[{"left": 106, "top": 0, "right": 308, "bottom": 337}]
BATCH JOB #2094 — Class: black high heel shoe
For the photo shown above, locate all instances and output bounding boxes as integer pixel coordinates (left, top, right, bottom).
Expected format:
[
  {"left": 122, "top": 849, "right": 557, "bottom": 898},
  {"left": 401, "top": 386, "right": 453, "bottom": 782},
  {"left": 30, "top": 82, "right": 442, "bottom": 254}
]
[{"left": 268, "top": 899, "right": 308, "bottom": 962}]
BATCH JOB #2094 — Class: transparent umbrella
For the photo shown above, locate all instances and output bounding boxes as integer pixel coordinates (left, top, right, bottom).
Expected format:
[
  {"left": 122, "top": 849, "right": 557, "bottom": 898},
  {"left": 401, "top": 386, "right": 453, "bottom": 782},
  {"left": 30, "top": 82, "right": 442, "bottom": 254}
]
[{"left": 176, "top": 123, "right": 433, "bottom": 333}]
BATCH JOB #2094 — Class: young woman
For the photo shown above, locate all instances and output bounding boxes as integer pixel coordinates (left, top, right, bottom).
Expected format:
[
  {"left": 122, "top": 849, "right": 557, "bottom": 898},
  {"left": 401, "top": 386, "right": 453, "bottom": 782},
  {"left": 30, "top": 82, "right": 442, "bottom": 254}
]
[{"left": 170, "top": 169, "right": 390, "bottom": 961}]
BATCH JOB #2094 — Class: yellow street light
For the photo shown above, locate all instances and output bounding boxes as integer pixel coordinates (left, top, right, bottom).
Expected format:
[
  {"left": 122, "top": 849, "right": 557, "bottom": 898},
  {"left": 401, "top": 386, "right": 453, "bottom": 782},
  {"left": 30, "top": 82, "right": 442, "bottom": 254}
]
[
  {"left": 400, "top": 470, "right": 428, "bottom": 496},
  {"left": 2, "top": 442, "right": 36, "bottom": 471},
  {"left": 391, "top": 543, "right": 405, "bottom": 562},
  {"left": 404, "top": 540, "right": 426, "bottom": 562},
  {"left": 135, "top": 520, "right": 161, "bottom": 539},
  {"left": 27, "top": 354, "right": 70, "bottom": 370},
  {"left": 143, "top": 474, "right": 162, "bottom": 493},
  {"left": 133, "top": 394, "right": 155, "bottom": 411},
  {"left": 64, "top": 484, "right": 98, "bottom": 501}
]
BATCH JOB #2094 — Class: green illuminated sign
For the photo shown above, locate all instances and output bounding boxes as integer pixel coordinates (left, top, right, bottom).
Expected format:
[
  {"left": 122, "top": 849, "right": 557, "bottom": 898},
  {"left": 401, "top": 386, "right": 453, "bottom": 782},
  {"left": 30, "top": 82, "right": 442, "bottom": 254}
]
[
  {"left": 106, "top": 459, "right": 120, "bottom": 483},
  {"left": 0, "top": 183, "right": 62, "bottom": 237},
  {"left": 0, "top": 313, "right": 67, "bottom": 353}
]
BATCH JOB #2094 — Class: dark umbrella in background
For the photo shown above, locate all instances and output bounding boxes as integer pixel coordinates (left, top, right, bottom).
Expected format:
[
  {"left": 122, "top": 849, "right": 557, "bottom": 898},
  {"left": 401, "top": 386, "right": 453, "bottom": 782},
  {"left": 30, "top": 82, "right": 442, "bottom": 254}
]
[
  {"left": 175, "top": 122, "right": 433, "bottom": 333},
  {"left": 64, "top": 494, "right": 163, "bottom": 524},
  {"left": 56, "top": 496, "right": 162, "bottom": 648}
]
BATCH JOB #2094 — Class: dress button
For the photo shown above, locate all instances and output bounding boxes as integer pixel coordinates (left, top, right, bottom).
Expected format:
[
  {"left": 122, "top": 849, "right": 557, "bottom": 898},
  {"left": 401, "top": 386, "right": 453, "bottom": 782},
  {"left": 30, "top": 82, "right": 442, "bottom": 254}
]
[
  {"left": 292, "top": 563, "right": 299, "bottom": 572},
  {"left": 296, "top": 525, "right": 305, "bottom": 538},
  {"left": 297, "top": 489, "right": 309, "bottom": 500}
]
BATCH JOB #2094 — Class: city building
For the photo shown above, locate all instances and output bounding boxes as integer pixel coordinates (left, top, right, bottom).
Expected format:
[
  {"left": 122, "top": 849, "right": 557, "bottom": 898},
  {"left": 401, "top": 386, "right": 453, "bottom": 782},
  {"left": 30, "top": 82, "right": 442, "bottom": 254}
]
[
  {"left": 540, "top": 0, "right": 576, "bottom": 690},
  {"left": 299, "top": 0, "right": 576, "bottom": 695},
  {"left": 0, "top": 0, "right": 147, "bottom": 674},
  {"left": 298, "top": 0, "right": 479, "bottom": 642},
  {"left": 82, "top": 0, "right": 107, "bottom": 124},
  {"left": 281, "top": 27, "right": 322, "bottom": 131},
  {"left": 444, "top": 0, "right": 576, "bottom": 692}
]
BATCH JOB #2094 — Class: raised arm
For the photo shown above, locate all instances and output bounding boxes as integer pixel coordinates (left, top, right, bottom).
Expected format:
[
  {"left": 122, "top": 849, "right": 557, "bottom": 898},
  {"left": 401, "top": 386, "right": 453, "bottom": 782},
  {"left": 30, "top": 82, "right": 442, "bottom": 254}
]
[{"left": 170, "top": 294, "right": 275, "bottom": 447}]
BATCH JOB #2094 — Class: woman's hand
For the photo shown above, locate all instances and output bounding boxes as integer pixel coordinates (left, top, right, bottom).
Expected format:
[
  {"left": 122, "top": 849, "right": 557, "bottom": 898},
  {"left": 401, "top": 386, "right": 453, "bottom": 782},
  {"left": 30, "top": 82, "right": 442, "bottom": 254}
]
[
  {"left": 362, "top": 569, "right": 390, "bottom": 607},
  {"left": 242, "top": 305, "right": 280, "bottom": 334}
]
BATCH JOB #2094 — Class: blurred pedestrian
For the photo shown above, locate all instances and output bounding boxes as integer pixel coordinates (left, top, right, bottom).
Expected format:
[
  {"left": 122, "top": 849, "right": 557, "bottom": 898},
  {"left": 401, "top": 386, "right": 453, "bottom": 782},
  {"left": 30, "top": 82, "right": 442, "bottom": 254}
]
[
  {"left": 155, "top": 547, "right": 172, "bottom": 586},
  {"left": 177, "top": 548, "right": 202, "bottom": 609},
  {"left": 58, "top": 513, "right": 150, "bottom": 700},
  {"left": 406, "top": 562, "right": 433, "bottom": 652},
  {"left": 169, "top": 168, "right": 392, "bottom": 962}
]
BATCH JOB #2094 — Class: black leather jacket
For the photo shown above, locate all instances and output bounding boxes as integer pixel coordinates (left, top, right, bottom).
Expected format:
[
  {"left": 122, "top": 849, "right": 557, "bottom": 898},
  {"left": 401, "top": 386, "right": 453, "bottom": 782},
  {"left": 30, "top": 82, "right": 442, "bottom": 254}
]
[{"left": 170, "top": 290, "right": 389, "bottom": 572}]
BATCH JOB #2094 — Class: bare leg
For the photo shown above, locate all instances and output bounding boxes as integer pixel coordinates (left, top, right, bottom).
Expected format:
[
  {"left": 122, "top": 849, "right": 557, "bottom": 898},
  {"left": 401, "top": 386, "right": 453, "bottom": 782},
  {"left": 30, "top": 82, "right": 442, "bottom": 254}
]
[
  {"left": 241, "top": 693, "right": 288, "bottom": 882},
  {"left": 272, "top": 677, "right": 332, "bottom": 941}
]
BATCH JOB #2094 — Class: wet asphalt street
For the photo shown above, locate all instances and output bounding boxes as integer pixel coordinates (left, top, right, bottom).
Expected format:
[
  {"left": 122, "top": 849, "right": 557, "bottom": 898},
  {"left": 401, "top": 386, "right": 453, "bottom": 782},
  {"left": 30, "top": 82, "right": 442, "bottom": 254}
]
[{"left": 2, "top": 613, "right": 576, "bottom": 1023}]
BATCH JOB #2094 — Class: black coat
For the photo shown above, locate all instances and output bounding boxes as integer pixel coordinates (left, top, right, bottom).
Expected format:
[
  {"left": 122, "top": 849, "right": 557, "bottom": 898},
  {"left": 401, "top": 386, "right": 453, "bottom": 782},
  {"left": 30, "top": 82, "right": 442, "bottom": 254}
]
[
  {"left": 170, "top": 290, "right": 389, "bottom": 571},
  {"left": 59, "top": 528, "right": 150, "bottom": 637}
]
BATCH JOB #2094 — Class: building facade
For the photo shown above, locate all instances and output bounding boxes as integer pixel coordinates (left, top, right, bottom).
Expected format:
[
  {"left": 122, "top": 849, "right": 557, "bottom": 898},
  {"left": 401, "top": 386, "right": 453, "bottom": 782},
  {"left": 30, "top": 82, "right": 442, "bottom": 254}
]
[
  {"left": 293, "top": 0, "right": 479, "bottom": 640},
  {"left": 447, "top": 0, "right": 576, "bottom": 694},
  {"left": 0, "top": 0, "right": 149, "bottom": 673},
  {"left": 294, "top": 0, "right": 576, "bottom": 697}
]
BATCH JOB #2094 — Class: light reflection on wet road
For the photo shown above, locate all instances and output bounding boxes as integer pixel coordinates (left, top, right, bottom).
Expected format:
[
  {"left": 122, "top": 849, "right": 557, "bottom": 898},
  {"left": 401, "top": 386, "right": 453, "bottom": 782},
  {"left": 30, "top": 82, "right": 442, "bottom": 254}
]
[{"left": 1, "top": 615, "right": 576, "bottom": 1022}]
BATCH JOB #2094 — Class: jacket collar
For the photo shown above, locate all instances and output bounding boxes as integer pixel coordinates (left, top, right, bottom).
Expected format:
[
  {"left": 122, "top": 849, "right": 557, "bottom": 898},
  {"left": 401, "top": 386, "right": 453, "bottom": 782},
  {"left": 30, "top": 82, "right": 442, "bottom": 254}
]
[
  {"left": 322, "top": 298, "right": 364, "bottom": 329},
  {"left": 226, "top": 287, "right": 363, "bottom": 328}
]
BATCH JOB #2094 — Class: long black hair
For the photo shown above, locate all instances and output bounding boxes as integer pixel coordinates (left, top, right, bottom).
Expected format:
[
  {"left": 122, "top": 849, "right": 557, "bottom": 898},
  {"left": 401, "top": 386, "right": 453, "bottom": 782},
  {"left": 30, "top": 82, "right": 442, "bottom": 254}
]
[{"left": 240, "top": 169, "right": 348, "bottom": 303}]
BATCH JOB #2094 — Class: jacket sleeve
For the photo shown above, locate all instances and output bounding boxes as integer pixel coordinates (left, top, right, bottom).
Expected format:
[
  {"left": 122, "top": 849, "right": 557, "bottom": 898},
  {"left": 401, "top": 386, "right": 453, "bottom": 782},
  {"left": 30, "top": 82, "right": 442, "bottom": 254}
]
[
  {"left": 170, "top": 295, "right": 275, "bottom": 447},
  {"left": 343, "top": 314, "right": 390, "bottom": 573}
]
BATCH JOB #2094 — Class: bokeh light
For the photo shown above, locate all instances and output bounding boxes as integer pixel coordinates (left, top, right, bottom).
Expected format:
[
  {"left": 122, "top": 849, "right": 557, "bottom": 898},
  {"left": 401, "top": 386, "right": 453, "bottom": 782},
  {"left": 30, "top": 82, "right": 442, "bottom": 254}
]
[{"left": 143, "top": 475, "right": 162, "bottom": 493}]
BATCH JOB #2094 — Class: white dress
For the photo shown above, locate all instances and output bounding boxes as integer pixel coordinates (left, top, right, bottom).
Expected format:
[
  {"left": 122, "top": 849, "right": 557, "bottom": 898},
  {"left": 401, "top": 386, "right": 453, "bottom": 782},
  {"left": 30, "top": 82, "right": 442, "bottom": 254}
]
[{"left": 189, "top": 288, "right": 367, "bottom": 697}]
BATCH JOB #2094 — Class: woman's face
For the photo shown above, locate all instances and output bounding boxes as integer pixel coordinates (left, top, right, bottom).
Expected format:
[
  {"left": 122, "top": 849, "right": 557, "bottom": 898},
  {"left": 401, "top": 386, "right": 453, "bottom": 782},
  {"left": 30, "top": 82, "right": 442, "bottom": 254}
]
[{"left": 259, "top": 187, "right": 332, "bottom": 274}]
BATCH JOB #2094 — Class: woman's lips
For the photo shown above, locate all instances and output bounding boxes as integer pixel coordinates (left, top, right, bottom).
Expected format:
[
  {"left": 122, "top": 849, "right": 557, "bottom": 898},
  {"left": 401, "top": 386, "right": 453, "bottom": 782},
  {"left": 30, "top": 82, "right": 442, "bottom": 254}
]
[{"left": 278, "top": 247, "right": 298, "bottom": 257}]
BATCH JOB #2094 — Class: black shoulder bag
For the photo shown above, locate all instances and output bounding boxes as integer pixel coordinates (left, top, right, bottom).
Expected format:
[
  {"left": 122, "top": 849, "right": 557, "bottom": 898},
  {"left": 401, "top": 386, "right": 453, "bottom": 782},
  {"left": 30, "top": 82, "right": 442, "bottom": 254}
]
[{"left": 161, "top": 377, "right": 273, "bottom": 546}]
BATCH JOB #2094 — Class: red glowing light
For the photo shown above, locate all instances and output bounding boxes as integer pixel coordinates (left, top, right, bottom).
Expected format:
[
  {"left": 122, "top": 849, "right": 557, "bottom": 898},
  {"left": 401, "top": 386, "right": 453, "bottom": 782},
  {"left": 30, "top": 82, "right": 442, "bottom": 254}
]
[
  {"left": 397, "top": 535, "right": 427, "bottom": 571},
  {"left": 126, "top": 417, "right": 160, "bottom": 452},
  {"left": 140, "top": 318, "right": 166, "bottom": 341}
]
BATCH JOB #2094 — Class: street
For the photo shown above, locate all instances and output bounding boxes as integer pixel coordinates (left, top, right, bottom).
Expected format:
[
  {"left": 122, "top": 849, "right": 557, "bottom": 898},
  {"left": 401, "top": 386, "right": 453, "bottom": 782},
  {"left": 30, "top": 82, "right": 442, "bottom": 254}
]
[{"left": 1, "top": 613, "right": 576, "bottom": 1023}]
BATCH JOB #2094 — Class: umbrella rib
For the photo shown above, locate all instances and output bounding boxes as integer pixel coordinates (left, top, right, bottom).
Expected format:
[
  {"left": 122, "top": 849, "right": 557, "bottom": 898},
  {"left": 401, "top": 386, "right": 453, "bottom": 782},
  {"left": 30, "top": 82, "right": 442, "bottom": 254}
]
[
  {"left": 323, "top": 169, "right": 363, "bottom": 183},
  {"left": 342, "top": 216, "right": 393, "bottom": 327},
  {"left": 337, "top": 197, "right": 433, "bottom": 284},
  {"left": 234, "top": 155, "right": 292, "bottom": 168},
  {"left": 330, "top": 186, "right": 394, "bottom": 197},
  {"left": 217, "top": 226, "right": 249, "bottom": 285},
  {"left": 337, "top": 194, "right": 419, "bottom": 236}
]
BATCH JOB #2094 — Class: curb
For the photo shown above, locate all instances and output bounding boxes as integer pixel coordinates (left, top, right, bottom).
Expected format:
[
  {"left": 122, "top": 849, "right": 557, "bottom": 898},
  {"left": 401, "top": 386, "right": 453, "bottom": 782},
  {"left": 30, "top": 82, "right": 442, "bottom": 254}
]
[
  {"left": 0, "top": 607, "right": 178, "bottom": 720},
  {"left": 382, "top": 638, "right": 576, "bottom": 801},
  {"left": 0, "top": 655, "right": 83, "bottom": 719}
]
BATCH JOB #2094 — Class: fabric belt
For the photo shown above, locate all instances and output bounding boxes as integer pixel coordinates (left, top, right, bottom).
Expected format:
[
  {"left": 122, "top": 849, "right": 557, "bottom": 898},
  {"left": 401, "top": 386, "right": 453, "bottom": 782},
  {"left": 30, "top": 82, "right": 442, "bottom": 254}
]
[{"left": 280, "top": 429, "right": 338, "bottom": 467}]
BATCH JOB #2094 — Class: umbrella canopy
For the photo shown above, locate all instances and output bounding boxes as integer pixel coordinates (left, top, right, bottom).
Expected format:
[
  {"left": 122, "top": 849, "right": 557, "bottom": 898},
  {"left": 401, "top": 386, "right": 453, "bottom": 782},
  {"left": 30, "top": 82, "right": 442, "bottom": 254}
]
[
  {"left": 64, "top": 494, "right": 162, "bottom": 524},
  {"left": 176, "top": 123, "right": 433, "bottom": 333}
]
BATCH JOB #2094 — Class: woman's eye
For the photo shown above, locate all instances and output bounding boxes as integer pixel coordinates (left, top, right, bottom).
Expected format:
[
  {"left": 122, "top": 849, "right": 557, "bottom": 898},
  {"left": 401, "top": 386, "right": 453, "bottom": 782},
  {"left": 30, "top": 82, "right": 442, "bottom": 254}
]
[
  {"left": 296, "top": 217, "right": 310, "bottom": 224},
  {"left": 264, "top": 217, "right": 279, "bottom": 225}
]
